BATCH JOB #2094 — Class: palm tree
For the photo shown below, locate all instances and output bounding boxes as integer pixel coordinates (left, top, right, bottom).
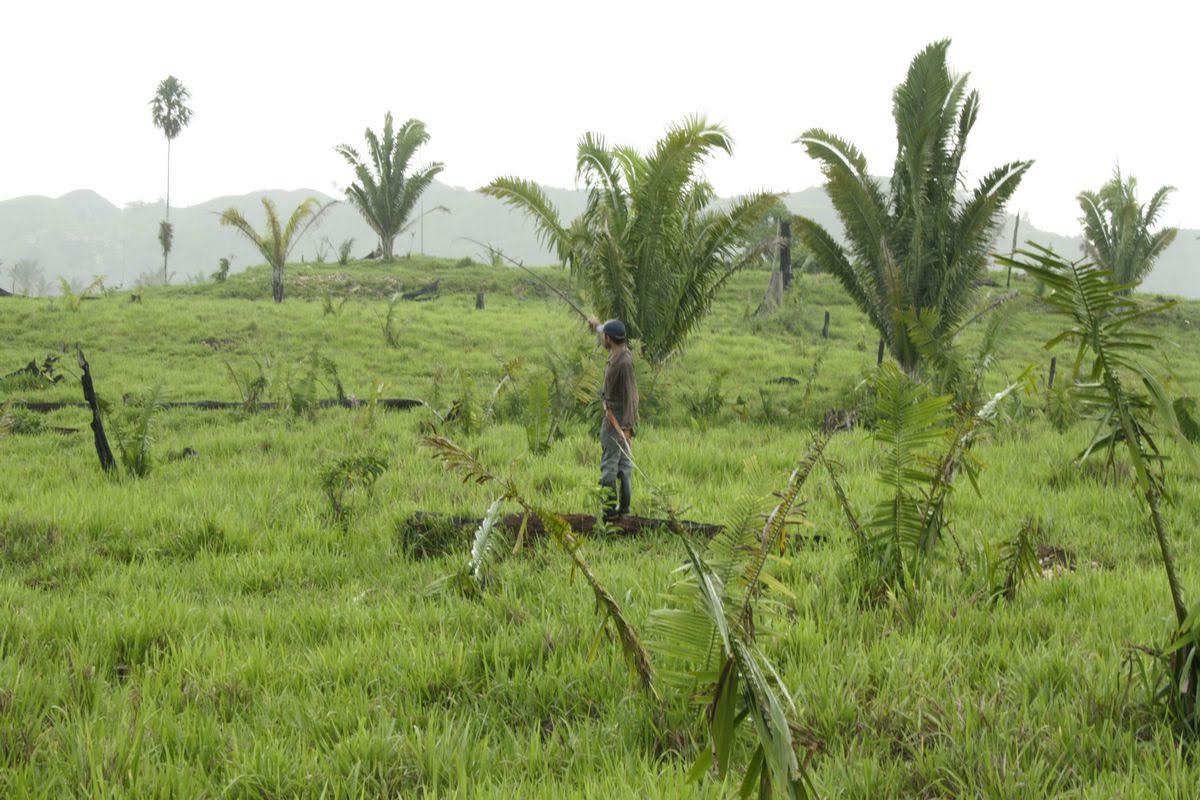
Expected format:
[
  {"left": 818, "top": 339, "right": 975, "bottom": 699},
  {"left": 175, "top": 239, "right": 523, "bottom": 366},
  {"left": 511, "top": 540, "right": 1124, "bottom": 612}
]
[
  {"left": 218, "top": 198, "right": 333, "bottom": 303},
  {"left": 335, "top": 113, "right": 445, "bottom": 261},
  {"left": 149, "top": 76, "right": 193, "bottom": 282},
  {"left": 792, "top": 40, "right": 1031, "bottom": 372},
  {"left": 482, "top": 116, "right": 779, "bottom": 363},
  {"left": 1078, "top": 168, "right": 1177, "bottom": 291}
]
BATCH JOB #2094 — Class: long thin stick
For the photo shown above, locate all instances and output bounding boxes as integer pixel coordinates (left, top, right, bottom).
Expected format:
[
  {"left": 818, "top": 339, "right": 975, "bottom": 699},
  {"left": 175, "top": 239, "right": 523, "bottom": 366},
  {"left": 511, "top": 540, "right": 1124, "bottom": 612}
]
[{"left": 458, "top": 237, "right": 590, "bottom": 322}]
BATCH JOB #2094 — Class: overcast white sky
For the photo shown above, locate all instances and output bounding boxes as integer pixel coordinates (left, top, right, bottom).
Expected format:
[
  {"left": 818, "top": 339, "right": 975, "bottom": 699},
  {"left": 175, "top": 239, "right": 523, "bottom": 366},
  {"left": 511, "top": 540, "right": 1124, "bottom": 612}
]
[{"left": 2, "top": 0, "right": 1197, "bottom": 234}]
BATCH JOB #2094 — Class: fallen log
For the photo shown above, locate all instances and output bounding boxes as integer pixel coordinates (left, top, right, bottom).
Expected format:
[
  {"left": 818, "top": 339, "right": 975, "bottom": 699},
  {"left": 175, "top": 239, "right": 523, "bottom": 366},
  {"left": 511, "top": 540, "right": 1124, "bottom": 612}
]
[
  {"left": 404, "top": 511, "right": 724, "bottom": 540},
  {"left": 401, "top": 279, "right": 439, "bottom": 301},
  {"left": 10, "top": 397, "right": 425, "bottom": 413}
]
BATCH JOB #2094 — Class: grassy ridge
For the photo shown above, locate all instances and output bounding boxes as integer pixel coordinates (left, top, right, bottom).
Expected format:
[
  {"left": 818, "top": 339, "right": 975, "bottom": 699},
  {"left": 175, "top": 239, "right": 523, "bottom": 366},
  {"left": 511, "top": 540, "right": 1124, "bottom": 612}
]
[{"left": 2, "top": 258, "right": 1200, "bottom": 797}]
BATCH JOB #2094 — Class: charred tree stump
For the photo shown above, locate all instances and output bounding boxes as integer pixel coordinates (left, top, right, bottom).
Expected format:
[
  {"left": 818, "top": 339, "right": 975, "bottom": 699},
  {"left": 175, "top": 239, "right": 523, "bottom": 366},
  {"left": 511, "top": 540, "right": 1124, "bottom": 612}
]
[
  {"left": 822, "top": 310, "right": 830, "bottom": 339},
  {"left": 76, "top": 348, "right": 116, "bottom": 473},
  {"left": 779, "top": 218, "right": 792, "bottom": 292}
]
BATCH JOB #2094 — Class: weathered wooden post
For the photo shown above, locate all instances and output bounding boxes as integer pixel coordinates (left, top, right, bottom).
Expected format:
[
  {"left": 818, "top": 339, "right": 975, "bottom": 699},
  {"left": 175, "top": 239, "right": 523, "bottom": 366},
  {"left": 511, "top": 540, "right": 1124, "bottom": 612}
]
[
  {"left": 780, "top": 218, "right": 792, "bottom": 291},
  {"left": 822, "top": 310, "right": 830, "bottom": 339}
]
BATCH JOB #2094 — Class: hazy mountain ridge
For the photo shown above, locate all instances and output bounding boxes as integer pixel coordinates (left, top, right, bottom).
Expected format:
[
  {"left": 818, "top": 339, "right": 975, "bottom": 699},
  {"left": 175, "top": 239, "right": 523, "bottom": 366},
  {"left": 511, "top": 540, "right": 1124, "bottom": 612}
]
[{"left": 1, "top": 182, "right": 1196, "bottom": 297}]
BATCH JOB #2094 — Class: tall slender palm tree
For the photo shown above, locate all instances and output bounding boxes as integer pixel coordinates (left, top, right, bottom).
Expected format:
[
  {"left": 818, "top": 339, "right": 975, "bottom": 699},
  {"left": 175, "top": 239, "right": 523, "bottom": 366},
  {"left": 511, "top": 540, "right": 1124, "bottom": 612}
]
[
  {"left": 482, "top": 116, "right": 779, "bottom": 363},
  {"left": 1078, "top": 168, "right": 1177, "bottom": 292},
  {"left": 335, "top": 113, "right": 445, "bottom": 261},
  {"left": 792, "top": 40, "right": 1031, "bottom": 372},
  {"left": 218, "top": 198, "right": 334, "bottom": 303},
  {"left": 149, "top": 76, "right": 193, "bottom": 282}
]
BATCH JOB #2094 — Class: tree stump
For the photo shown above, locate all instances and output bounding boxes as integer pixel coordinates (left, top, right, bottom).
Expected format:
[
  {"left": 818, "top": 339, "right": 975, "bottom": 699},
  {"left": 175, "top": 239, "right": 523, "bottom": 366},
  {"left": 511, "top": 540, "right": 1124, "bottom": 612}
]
[{"left": 76, "top": 347, "right": 116, "bottom": 473}]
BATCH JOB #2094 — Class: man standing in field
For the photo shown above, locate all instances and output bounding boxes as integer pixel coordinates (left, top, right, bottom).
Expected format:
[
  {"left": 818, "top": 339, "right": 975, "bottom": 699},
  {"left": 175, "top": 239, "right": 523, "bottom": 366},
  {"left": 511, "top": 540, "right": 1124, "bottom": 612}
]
[{"left": 588, "top": 316, "right": 638, "bottom": 520}]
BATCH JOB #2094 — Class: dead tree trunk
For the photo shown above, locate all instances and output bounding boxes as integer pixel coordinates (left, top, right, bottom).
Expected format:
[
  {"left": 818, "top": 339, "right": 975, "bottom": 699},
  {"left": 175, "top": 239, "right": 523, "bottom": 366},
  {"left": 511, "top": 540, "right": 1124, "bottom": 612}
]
[
  {"left": 779, "top": 218, "right": 792, "bottom": 291},
  {"left": 76, "top": 348, "right": 116, "bottom": 473}
]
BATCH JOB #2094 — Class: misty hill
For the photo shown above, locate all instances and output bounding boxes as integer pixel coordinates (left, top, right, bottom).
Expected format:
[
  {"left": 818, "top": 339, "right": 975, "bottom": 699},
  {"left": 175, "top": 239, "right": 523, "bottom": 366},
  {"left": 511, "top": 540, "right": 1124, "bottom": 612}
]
[{"left": 1, "top": 182, "right": 1196, "bottom": 297}]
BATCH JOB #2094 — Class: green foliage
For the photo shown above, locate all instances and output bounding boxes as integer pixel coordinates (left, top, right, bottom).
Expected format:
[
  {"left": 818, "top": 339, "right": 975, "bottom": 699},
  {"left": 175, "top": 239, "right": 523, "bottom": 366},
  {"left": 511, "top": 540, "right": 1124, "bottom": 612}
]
[
  {"left": 483, "top": 116, "right": 779, "bottom": 363},
  {"left": 223, "top": 355, "right": 272, "bottom": 412},
  {"left": 322, "top": 289, "right": 350, "bottom": 317},
  {"left": 158, "top": 221, "right": 174, "bottom": 265},
  {"left": 649, "top": 435, "right": 828, "bottom": 799},
  {"left": 424, "top": 435, "right": 656, "bottom": 695},
  {"left": 463, "top": 497, "right": 508, "bottom": 591},
  {"left": 212, "top": 256, "right": 232, "bottom": 283},
  {"left": 337, "top": 237, "right": 355, "bottom": 267},
  {"left": 286, "top": 349, "right": 330, "bottom": 419},
  {"left": 988, "top": 518, "right": 1042, "bottom": 604},
  {"left": 319, "top": 452, "right": 388, "bottom": 529},
  {"left": 112, "top": 382, "right": 166, "bottom": 478},
  {"left": 335, "top": 113, "right": 445, "bottom": 260},
  {"left": 793, "top": 40, "right": 1030, "bottom": 371},
  {"left": 998, "top": 244, "right": 1197, "bottom": 732},
  {"left": 523, "top": 374, "right": 554, "bottom": 455},
  {"left": 218, "top": 197, "right": 334, "bottom": 303},
  {"left": 381, "top": 293, "right": 403, "bottom": 347},
  {"left": 685, "top": 369, "right": 728, "bottom": 419},
  {"left": 1174, "top": 397, "right": 1200, "bottom": 443},
  {"left": 905, "top": 294, "right": 1016, "bottom": 410},
  {"left": 1078, "top": 168, "right": 1177, "bottom": 291},
  {"left": 845, "top": 364, "right": 1014, "bottom": 596},
  {"left": 55, "top": 276, "right": 104, "bottom": 312},
  {"left": 149, "top": 75, "right": 192, "bottom": 142}
]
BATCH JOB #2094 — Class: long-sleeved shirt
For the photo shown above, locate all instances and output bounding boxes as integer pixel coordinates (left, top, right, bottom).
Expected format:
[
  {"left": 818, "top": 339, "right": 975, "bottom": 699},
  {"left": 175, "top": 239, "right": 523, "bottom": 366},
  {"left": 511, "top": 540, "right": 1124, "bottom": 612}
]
[{"left": 602, "top": 346, "right": 638, "bottom": 433}]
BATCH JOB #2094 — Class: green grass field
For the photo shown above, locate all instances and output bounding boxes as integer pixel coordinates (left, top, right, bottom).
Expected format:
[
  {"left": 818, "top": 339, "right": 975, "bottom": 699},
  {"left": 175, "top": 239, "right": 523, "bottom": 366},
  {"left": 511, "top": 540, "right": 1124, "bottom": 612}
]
[{"left": 3, "top": 257, "right": 1200, "bottom": 798}]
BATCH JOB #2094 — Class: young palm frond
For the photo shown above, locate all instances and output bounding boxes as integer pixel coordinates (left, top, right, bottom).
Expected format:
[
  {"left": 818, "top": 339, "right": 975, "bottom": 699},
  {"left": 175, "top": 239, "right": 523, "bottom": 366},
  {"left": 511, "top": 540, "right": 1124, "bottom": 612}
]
[
  {"left": 1078, "top": 168, "right": 1178, "bottom": 292},
  {"left": 996, "top": 244, "right": 1198, "bottom": 729},
  {"left": 860, "top": 364, "right": 1017, "bottom": 593},
  {"left": 336, "top": 113, "right": 445, "bottom": 260},
  {"left": 793, "top": 40, "right": 1030, "bottom": 372},
  {"left": 482, "top": 117, "right": 778, "bottom": 363},
  {"left": 218, "top": 197, "right": 333, "bottom": 303},
  {"left": 649, "top": 434, "right": 829, "bottom": 798},
  {"left": 990, "top": 519, "right": 1042, "bottom": 604},
  {"left": 114, "top": 382, "right": 165, "bottom": 478},
  {"left": 464, "top": 496, "right": 508, "bottom": 590},
  {"left": 422, "top": 435, "right": 656, "bottom": 695}
]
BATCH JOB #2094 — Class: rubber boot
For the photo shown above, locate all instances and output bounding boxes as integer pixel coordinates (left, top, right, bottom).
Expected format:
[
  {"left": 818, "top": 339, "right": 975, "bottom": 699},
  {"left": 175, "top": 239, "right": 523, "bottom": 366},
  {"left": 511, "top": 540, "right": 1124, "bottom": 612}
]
[{"left": 617, "top": 471, "right": 631, "bottom": 517}]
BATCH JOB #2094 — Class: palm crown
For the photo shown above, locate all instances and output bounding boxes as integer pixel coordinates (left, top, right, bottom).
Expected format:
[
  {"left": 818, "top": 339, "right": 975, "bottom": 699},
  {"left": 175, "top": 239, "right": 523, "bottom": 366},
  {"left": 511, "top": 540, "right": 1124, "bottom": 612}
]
[
  {"left": 1078, "top": 168, "right": 1177, "bottom": 291},
  {"left": 218, "top": 198, "right": 332, "bottom": 303},
  {"left": 482, "top": 116, "right": 778, "bottom": 363},
  {"left": 336, "top": 113, "right": 444, "bottom": 260},
  {"left": 149, "top": 76, "right": 192, "bottom": 141},
  {"left": 793, "top": 40, "right": 1031, "bottom": 372}
]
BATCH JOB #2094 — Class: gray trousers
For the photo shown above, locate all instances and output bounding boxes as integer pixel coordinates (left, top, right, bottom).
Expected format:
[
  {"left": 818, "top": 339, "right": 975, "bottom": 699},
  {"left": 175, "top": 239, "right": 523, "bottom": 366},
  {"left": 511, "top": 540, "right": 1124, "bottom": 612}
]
[{"left": 599, "top": 422, "right": 632, "bottom": 509}]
